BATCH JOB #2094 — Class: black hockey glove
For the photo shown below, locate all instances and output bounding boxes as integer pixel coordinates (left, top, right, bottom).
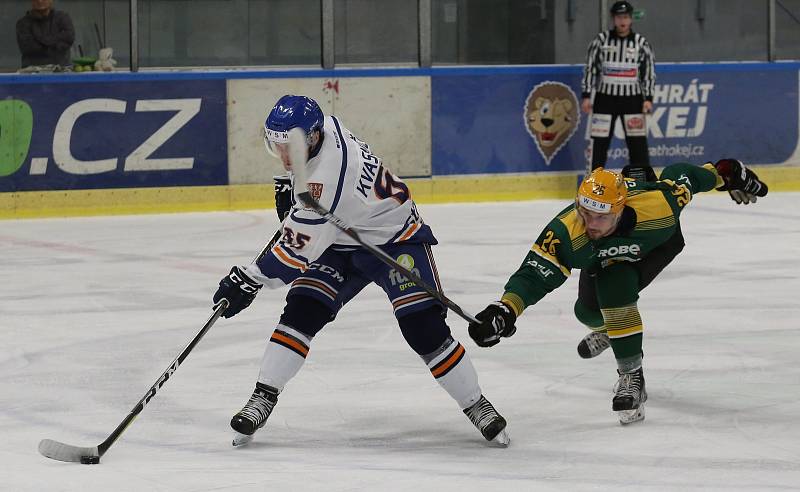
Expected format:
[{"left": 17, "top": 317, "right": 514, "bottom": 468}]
[
  {"left": 213, "top": 266, "right": 263, "bottom": 318},
  {"left": 468, "top": 302, "right": 517, "bottom": 348},
  {"left": 713, "top": 158, "right": 768, "bottom": 205},
  {"left": 274, "top": 175, "right": 293, "bottom": 221},
  {"left": 621, "top": 164, "right": 657, "bottom": 183}
]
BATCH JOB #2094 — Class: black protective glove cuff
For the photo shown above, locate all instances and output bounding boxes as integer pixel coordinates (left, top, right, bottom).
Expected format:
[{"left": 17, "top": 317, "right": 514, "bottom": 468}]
[{"left": 274, "top": 175, "right": 293, "bottom": 221}]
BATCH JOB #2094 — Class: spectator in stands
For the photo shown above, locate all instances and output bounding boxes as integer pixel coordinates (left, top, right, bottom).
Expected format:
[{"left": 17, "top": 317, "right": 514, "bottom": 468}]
[{"left": 16, "top": 0, "right": 75, "bottom": 69}]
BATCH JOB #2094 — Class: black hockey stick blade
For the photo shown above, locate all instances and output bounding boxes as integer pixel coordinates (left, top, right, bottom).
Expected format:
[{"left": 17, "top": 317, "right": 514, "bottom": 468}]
[{"left": 287, "top": 129, "right": 479, "bottom": 324}]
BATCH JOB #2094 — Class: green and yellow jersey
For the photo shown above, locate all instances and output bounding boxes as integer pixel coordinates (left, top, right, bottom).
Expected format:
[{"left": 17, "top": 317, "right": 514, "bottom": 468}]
[{"left": 500, "top": 163, "right": 723, "bottom": 333}]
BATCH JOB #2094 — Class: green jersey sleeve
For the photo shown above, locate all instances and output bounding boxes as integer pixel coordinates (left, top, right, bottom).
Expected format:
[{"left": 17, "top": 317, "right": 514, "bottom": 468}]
[
  {"left": 654, "top": 162, "right": 723, "bottom": 215},
  {"left": 501, "top": 217, "right": 572, "bottom": 316}
]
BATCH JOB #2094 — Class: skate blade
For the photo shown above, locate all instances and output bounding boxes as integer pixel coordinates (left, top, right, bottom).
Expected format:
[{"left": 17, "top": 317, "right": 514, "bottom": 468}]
[
  {"left": 232, "top": 432, "right": 254, "bottom": 447},
  {"left": 489, "top": 429, "right": 510, "bottom": 448},
  {"left": 617, "top": 405, "right": 645, "bottom": 425}
]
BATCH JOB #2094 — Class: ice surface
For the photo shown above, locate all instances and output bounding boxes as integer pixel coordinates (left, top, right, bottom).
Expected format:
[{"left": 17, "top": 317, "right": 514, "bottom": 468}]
[{"left": 2, "top": 194, "right": 799, "bottom": 491}]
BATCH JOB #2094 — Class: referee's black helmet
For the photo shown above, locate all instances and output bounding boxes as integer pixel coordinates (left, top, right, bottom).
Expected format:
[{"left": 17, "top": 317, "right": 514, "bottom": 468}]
[{"left": 610, "top": 1, "right": 634, "bottom": 15}]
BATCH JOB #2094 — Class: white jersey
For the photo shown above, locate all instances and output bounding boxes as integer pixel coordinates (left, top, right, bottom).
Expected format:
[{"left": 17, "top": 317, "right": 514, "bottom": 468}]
[{"left": 247, "top": 115, "right": 433, "bottom": 288}]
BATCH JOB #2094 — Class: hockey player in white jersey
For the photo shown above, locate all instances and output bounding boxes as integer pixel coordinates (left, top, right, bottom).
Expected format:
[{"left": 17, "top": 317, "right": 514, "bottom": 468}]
[{"left": 212, "top": 95, "right": 509, "bottom": 446}]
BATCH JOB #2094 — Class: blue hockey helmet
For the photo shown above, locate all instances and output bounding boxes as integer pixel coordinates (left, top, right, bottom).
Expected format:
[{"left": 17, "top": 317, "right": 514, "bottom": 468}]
[{"left": 263, "top": 95, "right": 324, "bottom": 152}]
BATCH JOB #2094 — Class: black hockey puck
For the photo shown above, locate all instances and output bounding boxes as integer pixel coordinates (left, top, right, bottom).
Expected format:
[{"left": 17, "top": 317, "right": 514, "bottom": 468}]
[{"left": 80, "top": 455, "right": 100, "bottom": 464}]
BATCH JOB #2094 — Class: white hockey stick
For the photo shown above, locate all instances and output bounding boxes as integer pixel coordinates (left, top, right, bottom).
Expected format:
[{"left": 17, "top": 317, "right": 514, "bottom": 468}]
[{"left": 287, "top": 128, "right": 479, "bottom": 324}]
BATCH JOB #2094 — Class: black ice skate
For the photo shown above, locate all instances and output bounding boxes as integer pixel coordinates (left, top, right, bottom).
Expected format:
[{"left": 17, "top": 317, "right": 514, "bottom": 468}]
[
  {"left": 463, "top": 395, "right": 510, "bottom": 447},
  {"left": 230, "top": 382, "right": 279, "bottom": 446},
  {"left": 577, "top": 331, "right": 610, "bottom": 359},
  {"left": 612, "top": 367, "right": 647, "bottom": 425}
]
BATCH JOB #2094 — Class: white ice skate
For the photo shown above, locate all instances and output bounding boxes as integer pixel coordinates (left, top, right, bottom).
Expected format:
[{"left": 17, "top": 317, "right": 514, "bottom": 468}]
[
  {"left": 230, "top": 382, "right": 279, "bottom": 446},
  {"left": 612, "top": 368, "right": 647, "bottom": 425},
  {"left": 577, "top": 331, "right": 610, "bottom": 359},
  {"left": 463, "top": 395, "right": 510, "bottom": 447}
]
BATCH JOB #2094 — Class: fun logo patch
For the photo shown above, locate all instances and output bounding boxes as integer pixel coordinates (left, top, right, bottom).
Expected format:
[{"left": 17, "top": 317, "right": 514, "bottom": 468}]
[{"left": 396, "top": 254, "right": 415, "bottom": 270}]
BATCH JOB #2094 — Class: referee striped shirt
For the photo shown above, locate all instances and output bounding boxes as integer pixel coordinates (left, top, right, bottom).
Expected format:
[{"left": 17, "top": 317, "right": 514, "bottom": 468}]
[{"left": 581, "top": 30, "right": 655, "bottom": 100}]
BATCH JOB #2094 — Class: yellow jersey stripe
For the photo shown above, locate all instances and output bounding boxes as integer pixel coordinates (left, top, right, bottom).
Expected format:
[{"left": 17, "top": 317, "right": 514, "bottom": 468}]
[
  {"left": 557, "top": 208, "right": 588, "bottom": 243},
  {"left": 531, "top": 244, "right": 571, "bottom": 277},
  {"left": 635, "top": 216, "right": 676, "bottom": 231},
  {"left": 627, "top": 190, "right": 674, "bottom": 222},
  {"left": 571, "top": 234, "right": 589, "bottom": 251}
]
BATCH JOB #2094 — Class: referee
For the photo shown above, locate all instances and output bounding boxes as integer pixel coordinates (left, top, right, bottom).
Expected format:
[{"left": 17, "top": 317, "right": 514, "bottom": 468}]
[{"left": 581, "top": 0, "right": 655, "bottom": 181}]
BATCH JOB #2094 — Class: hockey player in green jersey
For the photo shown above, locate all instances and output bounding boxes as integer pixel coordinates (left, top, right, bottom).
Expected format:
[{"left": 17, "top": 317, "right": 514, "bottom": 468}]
[{"left": 468, "top": 159, "right": 768, "bottom": 424}]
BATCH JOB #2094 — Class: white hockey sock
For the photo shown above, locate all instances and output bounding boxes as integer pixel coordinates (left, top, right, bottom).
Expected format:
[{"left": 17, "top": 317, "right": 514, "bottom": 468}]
[
  {"left": 423, "top": 337, "right": 482, "bottom": 409},
  {"left": 258, "top": 324, "right": 312, "bottom": 392}
]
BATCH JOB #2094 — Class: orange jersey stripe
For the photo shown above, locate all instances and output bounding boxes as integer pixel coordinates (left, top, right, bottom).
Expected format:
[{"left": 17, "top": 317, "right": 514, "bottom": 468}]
[
  {"left": 292, "top": 278, "right": 337, "bottom": 298},
  {"left": 273, "top": 245, "right": 307, "bottom": 271},
  {"left": 397, "top": 223, "right": 421, "bottom": 243}
]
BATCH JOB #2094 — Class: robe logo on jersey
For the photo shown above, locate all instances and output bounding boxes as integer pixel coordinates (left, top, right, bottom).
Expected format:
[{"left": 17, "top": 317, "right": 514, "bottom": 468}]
[
  {"left": 308, "top": 182, "right": 324, "bottom": 200},
  {"left": 597, "top": 244, "right": 641, "bottom": 258},
  {"left": 523, "top": 81, "right": 580, "bottom": 165}
]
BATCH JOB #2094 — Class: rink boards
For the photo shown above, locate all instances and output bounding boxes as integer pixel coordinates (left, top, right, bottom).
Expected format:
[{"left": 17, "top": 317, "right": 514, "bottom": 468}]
[{"left": 1, "top": 63, "right": 800, "bottom": 218}]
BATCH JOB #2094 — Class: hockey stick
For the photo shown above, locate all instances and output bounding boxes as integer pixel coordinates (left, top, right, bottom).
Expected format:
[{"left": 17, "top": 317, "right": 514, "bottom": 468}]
[
  {"left": 286, "top": 128, "right": 478, "bottom": 324},
  {"left": 38, "top": 301, "right": 228, "bottom": 464},
  {"left": 38, "top": 230, "right": 282, "bottom": 464}
]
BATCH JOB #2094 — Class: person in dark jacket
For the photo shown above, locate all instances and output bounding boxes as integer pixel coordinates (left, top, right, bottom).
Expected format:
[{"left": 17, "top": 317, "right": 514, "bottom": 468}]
[{"left": 16, "top": 0, "right": 75, "bottom": 68}]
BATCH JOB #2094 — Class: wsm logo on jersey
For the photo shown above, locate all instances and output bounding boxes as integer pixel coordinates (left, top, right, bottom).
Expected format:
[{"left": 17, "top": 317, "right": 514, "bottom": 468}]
[{"left": 523, "top": 81, "right": 580, "bottom": 165}]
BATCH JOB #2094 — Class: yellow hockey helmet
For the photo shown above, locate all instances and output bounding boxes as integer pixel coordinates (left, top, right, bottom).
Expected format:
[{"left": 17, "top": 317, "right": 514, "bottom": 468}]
[{"left": 576, "top": 167, "right": 627, "bottom": 214}]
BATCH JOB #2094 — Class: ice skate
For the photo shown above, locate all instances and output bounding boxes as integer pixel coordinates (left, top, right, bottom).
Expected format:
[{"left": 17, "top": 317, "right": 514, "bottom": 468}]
[
  {"left": 612, "top": 367, "right": 647, "bottom": 425},
  {"left": 463, "top": 395, "right": 510, "bottom": 447},
  {"left": 230, "top": 382, "right": 279, "bottom": 446},
  {"left": 577, "top": 331, "right": 610, "bottom": 359}
]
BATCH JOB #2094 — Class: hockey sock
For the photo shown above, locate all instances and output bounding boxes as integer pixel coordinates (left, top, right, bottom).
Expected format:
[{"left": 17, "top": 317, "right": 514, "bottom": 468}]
[
  {"left": 601, "top": 303, "right": 644, "bottom": 370},
  {"left": 616, "top": 352, "right": 643, "bottom": 373},
  {"left": 421, "top": 336, "right": 482, "bottom": 409},
  {"left": 258, "top": 324, "right": 312, "bottom": 391}
]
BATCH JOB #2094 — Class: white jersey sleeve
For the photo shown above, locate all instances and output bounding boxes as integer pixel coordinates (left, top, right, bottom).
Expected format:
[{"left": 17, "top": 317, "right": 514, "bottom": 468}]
[{"left": 245, "top": 116, "right": 434, "bottom": 288}]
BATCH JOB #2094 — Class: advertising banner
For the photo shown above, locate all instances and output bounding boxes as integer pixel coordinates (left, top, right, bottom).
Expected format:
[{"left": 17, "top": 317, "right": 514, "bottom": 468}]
[
  {"left": 227, "top": 76, "right": 430, "bottom": 185},
  {"left": 0, "top": 79, "right": 227, "bottom": 192},
  {"left": 431, "top": 65, "right": 799, "bottom": 175}
]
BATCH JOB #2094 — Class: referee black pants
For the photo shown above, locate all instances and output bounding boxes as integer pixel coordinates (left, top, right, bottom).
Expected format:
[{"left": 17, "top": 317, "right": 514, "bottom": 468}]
[{"left": 590, "top": 93, "right": 650, "bottom": 170}]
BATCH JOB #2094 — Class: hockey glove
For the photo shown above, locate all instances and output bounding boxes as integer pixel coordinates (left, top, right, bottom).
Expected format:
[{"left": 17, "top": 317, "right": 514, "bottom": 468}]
[
  {"left": 621, "top": 164, "right": 657, "bottom": 183},
  {"left": 213, "top": 266, "right": 263, "bottom": 318},
  {"left": 274, "top": 175, "right": 293, "bottom": 221},
  {"left": 713, "top": 159, "right": 768, "bottom": 205},
  {"left": 468, "top": 302, "right": 517, "bottom": 348}
]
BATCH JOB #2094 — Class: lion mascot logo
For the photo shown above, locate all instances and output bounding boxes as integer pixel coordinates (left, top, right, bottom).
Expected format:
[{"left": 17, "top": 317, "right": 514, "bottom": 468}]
[{"left": 523, "top": 81, "right": 580, "bottom": 165}]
